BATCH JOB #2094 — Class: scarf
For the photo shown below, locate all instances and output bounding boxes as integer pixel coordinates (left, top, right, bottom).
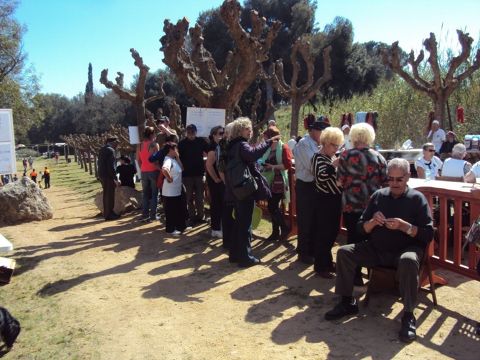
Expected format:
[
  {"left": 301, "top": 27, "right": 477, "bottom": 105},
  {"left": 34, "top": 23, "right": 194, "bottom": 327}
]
[{"left": 260, "top": 140, "right": 290, "bottom": 204}]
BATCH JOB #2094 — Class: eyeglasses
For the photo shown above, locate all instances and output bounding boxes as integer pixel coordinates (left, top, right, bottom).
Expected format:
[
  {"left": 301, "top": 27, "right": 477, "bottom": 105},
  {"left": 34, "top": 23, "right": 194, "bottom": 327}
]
[
  {"left": 387, "top": 176, "right": 405, "bottom": 183},
  {"left": 426, "top": 149, "right": 435, "bottom": 153},
  {"left": 217, "top": 132, "right": 224, "bottom": 136}
]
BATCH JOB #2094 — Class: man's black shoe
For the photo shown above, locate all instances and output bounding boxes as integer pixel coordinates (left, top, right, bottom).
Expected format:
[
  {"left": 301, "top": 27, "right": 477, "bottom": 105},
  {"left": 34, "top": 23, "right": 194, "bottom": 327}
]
[
  {"left": 297, "top": 254, "right": 314, "bottom": 265},
  {"left": 399, "top": 314, "right": 416, "bottom": 343},
  {"left": 238, "top": 257, "right": 261, "bottom": 268},
  {"left": 324, "top": 299, "right": 359, "bottom": 321},
  {"left": 105, "top": 213, "right": 120, "bottom": 221}
]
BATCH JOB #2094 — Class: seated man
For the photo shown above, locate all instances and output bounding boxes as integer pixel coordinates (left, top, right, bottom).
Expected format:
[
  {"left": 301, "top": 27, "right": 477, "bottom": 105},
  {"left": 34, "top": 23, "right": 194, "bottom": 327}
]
[
  {"left": 464, "top": 159, "right": 480, "bottom": 183},
  {"left": 441, "top": 143, "right": 471, "bottom": 177},
  {"left": 325, "top": 158, "right": 434, "bottom": 343}
]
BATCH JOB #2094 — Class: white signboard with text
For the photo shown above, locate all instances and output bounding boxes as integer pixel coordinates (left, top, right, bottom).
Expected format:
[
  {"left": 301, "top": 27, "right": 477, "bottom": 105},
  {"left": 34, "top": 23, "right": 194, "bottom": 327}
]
[
  {"left": 186, "top": 107, "right": 225, "bottom": 138},
  {"left": 128, "top": 126, "right": 140, "bottom": 144},
  {"left": 0, "top": 109, "right": 16, "bottom": 175}
]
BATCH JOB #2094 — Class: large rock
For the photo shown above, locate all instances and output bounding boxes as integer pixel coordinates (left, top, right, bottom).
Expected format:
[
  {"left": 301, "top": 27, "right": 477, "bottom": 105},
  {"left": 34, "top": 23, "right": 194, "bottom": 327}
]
[
  {"left": 94, "top": 186, "right": 142, "bottom": 215},
  {"left": 0, "top": 177, "right": 53, "bottom": 224}
]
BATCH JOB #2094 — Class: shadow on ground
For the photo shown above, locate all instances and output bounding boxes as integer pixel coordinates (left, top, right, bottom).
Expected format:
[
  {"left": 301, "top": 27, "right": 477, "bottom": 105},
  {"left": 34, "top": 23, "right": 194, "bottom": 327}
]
[{"left": 12, "top": 206, "right": 480, "bottom": 359}]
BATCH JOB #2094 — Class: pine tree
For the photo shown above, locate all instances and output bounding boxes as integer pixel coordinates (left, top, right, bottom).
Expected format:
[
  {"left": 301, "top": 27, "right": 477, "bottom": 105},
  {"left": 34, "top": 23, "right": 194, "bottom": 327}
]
[{"left": 84, "top": 63, "right": 93, "bottom": 104}]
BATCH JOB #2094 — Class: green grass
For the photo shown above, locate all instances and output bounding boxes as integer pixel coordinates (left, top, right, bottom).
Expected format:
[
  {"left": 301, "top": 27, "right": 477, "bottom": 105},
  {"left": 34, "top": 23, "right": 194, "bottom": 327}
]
[{"left": 53, "top": 162, "right": 101, "bottom": 199}]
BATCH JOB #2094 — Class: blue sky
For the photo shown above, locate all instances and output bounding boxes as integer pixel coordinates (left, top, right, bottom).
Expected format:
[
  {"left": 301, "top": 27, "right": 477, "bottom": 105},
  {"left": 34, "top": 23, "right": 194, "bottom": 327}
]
[{"left": 15, "top": 0, "right": 480, "bottom": 98}]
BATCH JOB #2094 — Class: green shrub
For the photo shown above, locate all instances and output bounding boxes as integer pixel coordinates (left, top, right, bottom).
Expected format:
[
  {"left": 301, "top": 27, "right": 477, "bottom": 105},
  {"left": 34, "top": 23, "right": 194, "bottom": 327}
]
[{"left": 275, "top": 72, "right": 480, "bottom": 149}]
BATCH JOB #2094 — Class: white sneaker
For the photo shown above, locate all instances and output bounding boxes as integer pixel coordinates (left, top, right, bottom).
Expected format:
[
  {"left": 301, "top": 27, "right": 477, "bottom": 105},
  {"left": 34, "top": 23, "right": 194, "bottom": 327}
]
[
  {"left": 167, "top": 230, "right": 182, "bottom": 236},
  {"left": 211, "top": 230, "right": 223, "bottom": 238}
]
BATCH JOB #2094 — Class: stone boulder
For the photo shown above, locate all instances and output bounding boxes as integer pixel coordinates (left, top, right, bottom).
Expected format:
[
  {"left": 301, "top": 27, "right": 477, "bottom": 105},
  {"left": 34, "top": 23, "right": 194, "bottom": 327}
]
[
  {"left": 0, "top": 177, "right": 53, "bottom": 224},
  {"left": 94, "top": 186, "right": 142, "bottom": 215}
]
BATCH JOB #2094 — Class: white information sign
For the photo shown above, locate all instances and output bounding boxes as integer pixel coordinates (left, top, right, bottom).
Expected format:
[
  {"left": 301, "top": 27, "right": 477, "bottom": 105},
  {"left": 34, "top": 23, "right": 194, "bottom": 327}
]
[
  {"left": 186, "top": 107, "right": 226, "bottom": 137},
  {"left": 0, "top": 109, "right": 16, "bottom": 175},
  {"left": 128, "top": 126, "right": 140, "bottom": 144}
]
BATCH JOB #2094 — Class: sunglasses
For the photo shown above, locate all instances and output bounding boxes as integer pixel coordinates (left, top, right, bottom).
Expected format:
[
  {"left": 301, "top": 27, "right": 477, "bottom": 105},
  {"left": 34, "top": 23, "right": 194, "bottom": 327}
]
[
  {"left": 387, "top": 176, "right": 405, "bottom": 183},
  {"left": 426, "top": 149, "right": 435, "bottom": 153},
  {"left": 217, "top": 132, "right": 224, "bottom": 136}
]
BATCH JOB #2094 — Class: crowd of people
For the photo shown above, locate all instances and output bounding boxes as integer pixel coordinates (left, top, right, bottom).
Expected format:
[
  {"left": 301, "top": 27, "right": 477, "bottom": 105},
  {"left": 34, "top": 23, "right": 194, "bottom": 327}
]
[{"left": 95, "top": 114, "right": 480, "bottom": 343}]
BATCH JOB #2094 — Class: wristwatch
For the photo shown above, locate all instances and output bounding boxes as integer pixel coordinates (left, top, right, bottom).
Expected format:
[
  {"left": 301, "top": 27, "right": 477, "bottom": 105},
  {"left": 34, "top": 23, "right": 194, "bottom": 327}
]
[{"left": 406, "top": 223, "right": 414, "bottom": 236}]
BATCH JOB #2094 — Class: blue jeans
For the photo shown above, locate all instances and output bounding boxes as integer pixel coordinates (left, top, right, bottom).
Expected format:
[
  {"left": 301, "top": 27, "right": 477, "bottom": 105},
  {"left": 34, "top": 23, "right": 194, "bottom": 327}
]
[{"left": 141, "top": 170, "right": 159, "bottom": 219}]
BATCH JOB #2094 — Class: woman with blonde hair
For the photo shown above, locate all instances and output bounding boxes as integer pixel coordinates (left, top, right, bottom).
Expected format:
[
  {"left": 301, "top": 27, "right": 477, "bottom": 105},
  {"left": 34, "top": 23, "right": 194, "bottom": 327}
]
[
  {"left": 225, "top": 117, "right": 280, "bottom": 267},
  {"left": 337, "top": 122, "right": 387, "bottom": 284},
  {"left": 312, "top": 127, "right": 344, "bottom": 277}
]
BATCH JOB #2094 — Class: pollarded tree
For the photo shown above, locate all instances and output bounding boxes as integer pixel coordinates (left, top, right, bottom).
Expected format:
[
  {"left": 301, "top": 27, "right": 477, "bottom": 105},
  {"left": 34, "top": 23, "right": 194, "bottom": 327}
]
[
  {"left": 382, "top": 30, "right": 480, "bottom": 127},
  {"left": 100, "top": 48, "right": 165, "bottom": 136},
  {"left": 160, "top": 0, "right": 280, "bottom": 122},
  {"left": 272, "top": 36, "right": 332, "bottom": 136}
]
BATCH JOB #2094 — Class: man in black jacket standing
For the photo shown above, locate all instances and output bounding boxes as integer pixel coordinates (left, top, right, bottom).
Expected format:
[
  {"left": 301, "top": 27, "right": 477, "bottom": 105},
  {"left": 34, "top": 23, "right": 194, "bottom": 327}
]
[
  {"left": 179, "top": 124, "right": 209, "bottom": 225},
  {"left": 98, "top": 137, "right": 120, "bottom": 220}
]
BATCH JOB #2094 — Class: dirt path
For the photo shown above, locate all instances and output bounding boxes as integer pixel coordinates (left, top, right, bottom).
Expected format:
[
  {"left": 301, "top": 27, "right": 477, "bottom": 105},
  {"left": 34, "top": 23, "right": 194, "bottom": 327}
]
[{"left": 1, "top": 185, "right": 479, "bottom": 359}]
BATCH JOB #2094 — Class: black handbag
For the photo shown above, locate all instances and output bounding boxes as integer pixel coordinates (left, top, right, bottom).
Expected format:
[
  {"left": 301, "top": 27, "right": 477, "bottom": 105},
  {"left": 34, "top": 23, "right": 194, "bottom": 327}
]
[{"left": 227, "top": 142, "right": 258, "bottom": 200}]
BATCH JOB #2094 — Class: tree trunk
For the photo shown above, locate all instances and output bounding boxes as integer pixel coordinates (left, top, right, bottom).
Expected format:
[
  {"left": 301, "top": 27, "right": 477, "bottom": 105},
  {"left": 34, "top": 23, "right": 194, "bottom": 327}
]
[
  {"left": 433, "top": 97, "right": 447, "bottom": 128},
  {"left": 87, "top": 152, "right": 93, "bottom": 175},
  {"left": 265, "top": 79, "right": 276, "bottom": 122},
  {"left": 83, "top": 153, "right": 88, "bottom": 172},
  {"left": 78, "top": 150, "right": 83, "bottom": 168},
  {"left": 290, "top": 97, "right": 301, "bottom": 138},
  {"left": 93, "top": 155, "right": 98, "bottom": 179},
  {"left": 136, "top": 102, "right": 146, "bottom": 139}
]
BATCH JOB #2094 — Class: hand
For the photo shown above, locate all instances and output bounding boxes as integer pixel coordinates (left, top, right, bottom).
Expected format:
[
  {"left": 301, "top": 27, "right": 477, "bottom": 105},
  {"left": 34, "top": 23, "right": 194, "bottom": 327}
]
[
  {"left": 114, "top": 180, "right": 121, "bottom": 187},
  {"left": 264, "top": 163, "right": 274, "bottom": 170},
  {"left": 150, "top": 143, "right": 160, "bottom": 153},
  {"left": 159, "top": 124, "right": 168, "bottom": 133},
  {"left": 332, "top": 157, "right": 340, "bottom": 167},
  {"left": 214, "top": 178, "right": 222, "bottom": 184},
  {"left": 370, "top": 211, "right": 386, "bottom": 227},
  {"left": 384, "top": 217, "right": 407, "bottom": 231},
  {"left": 270, "top": 135, "right": 281, "bottom": 142}
]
